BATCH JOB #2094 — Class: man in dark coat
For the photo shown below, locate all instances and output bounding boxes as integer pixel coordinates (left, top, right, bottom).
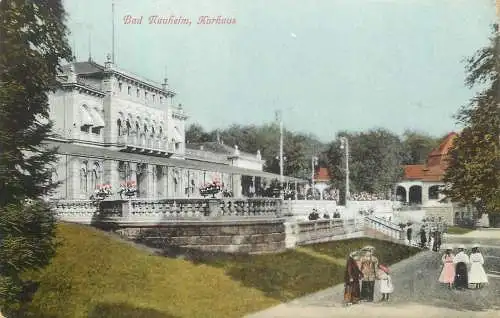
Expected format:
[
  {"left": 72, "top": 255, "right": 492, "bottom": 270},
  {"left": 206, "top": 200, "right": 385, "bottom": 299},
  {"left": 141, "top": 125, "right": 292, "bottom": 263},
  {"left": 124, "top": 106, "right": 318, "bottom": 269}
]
[{"left": 419, "top": 227, "right": 427, "bottom": 248}]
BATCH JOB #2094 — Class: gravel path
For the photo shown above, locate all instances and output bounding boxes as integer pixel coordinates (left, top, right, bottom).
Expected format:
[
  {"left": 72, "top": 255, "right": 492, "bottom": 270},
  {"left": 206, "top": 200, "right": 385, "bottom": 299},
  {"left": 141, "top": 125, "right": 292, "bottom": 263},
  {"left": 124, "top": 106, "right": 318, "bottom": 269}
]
[{"left": 246, "top": 236, "right": 500, "bottom": 318}]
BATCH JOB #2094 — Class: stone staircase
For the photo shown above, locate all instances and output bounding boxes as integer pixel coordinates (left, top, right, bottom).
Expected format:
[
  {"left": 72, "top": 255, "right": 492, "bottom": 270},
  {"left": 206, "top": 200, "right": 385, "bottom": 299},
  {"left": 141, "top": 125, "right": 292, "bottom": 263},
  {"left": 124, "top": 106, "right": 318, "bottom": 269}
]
[{"left": 363, "top": 215, "right": 408, "bottom": 245}]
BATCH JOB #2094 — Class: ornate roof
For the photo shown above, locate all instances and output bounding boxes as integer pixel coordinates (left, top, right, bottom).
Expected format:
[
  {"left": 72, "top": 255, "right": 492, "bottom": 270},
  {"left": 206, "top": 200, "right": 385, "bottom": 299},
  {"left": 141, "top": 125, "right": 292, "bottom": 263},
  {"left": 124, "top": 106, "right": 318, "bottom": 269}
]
[
  {"left": 402, "top": 132, "right": 458, "bottom": 182},
  {"left": 314, "top": 167, "right": 331, "bottom": 182}
]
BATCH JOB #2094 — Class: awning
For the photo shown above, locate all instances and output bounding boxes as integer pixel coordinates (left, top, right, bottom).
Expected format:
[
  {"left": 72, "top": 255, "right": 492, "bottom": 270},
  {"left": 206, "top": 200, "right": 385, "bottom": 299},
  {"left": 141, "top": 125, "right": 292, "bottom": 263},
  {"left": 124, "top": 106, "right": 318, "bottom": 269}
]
[
  {"left": 79, "top": 107, "right": 93, "bottom": 126},
  {"left": 43, "top": 140, "right": 307, "bottom": 183},
  {"left": 89, "top": 108, "right": 105, "bottom": 128}
]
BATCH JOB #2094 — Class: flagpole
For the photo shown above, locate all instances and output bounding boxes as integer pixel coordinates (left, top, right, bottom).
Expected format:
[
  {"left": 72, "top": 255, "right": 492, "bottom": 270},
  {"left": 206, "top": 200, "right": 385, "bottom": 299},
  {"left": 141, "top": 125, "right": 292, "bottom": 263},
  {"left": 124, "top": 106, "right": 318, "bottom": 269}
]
[
  {"left": 279, "top": 111, "right": 284, "bottom": 199},
  {"left": 112, "top": 0, "right": 116, "bottom": 63}
]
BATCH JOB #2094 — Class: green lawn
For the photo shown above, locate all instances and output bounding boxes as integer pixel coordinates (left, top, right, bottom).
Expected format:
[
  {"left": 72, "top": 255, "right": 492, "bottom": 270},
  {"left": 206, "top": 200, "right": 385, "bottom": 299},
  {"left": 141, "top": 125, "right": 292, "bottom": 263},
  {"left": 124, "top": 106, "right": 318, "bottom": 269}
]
[
  {"left": 21, "top": 223, "right": 420, "bottom": 318},
  {"left": 446, "top": 226, "right": 475, "bottom": 235}
]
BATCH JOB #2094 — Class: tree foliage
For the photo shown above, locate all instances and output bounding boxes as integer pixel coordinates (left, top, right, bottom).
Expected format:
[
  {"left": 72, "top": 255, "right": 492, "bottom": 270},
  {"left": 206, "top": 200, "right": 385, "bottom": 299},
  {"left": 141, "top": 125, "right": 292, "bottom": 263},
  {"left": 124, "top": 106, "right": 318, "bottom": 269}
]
[
  {"left": 186, "top": 122, "right": 327, "bottom": 178},
  {"left": 402, "top": 130, "right": 440, "bottom": 165},
  {"left": 326, "top": 129, "right": 407, "bottom": 200},
  {"left": 0, "top": 0, "right": 72, "bottom": 313},
  {"left": 443, "top": 26, "right": 500, "bottom": 221}
]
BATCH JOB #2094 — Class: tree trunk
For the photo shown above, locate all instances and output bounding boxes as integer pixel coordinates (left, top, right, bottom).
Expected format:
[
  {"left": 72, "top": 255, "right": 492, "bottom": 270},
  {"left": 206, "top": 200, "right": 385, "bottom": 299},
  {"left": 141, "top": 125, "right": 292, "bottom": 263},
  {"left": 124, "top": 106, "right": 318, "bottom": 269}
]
[{"left": 488, "top": 214, "right": 500, "bottom": 228}]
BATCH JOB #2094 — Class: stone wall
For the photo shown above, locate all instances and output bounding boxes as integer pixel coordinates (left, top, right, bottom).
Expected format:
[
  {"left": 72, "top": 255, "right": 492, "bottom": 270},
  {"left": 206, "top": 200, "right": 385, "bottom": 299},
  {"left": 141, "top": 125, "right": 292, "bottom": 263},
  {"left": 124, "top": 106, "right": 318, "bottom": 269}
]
[
  {"left": 425, "top": 205, "right": 454, "bottom": 225},
  {"left": 113, "top": 219, "right": 286, "bottom": 254}
]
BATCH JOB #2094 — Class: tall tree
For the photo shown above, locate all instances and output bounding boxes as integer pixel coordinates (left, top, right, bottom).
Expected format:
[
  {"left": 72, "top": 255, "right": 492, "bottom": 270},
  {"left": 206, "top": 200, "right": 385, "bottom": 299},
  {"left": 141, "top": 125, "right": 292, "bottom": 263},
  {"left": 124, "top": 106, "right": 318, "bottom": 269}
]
[
  {"left": 326, "top": 129, "right": 406, "bottom": 201},
  {"left": 443, "top": 25, "right": 500, "bottom": 226},
  {"left": 185, "top": 123, "right": 213, "bottom": 143},
  {"left": 402, "top": 130, "right": 440, "bottom": 165},
  {"left": 0, "top": 0, "right": 72, "bottom": 313}
]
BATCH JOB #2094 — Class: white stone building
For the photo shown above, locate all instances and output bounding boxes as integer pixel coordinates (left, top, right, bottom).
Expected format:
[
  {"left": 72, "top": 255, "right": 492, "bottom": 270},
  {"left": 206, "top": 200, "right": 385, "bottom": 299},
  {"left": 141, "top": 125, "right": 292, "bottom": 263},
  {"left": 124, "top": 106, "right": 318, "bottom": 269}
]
[
  {"left": 395, "top": 132, "right": 457, "bottom": 206},
  {"left": 45, "top": 56, "right": 302, "bottom": 200}
]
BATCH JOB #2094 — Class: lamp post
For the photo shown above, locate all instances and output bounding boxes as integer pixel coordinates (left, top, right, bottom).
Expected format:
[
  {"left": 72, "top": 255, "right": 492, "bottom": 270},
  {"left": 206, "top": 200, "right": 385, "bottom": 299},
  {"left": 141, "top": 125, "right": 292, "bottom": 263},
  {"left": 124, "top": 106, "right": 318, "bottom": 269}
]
[
  {"left": 275, "top": 110, "right": 284, "bottom": 199},
  {"left": 340, "top": 137, "right": 352, "bottom": 226},
  {"left": 311, "top": 156, "right": 318, "bottom": 199}
]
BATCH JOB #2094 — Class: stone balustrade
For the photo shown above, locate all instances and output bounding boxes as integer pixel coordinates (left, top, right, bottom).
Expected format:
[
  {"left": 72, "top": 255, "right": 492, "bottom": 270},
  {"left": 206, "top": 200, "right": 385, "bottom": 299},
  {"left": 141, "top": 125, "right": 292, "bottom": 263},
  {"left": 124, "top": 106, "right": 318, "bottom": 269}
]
[
  {"left": 364, "top": 215, "right": 405, "bottom": 242},
  {"left": 52, "top": 199, "right": 99, "bottom": 223},
  {"left": 219, "top": 198, "right": 282, "bottom": 218},
  {"left": 52, "top": 197, "right": 283, "bottom": 224},
  {"left": 117, "top": 134, "right": 173, "bottom": 153},
  {"left": 285, "top": 218, "right": 351, "bottom": 245}
]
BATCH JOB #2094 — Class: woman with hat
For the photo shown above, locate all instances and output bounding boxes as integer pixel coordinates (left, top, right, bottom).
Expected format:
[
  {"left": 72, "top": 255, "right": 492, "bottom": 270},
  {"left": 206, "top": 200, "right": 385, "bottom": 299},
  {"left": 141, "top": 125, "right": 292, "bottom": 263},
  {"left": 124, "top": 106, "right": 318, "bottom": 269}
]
[
  {"left": 453, "top": 244, "right": 470, "bottom": 290},
  {"left": 468, "top": 244, "right": 488, "bottom": 289},
  {"left": 343, "top": 251, "right": 363, "bottom": 306},
  {"left": 438, "top": 245, "right": 455, "bottom": 289}
]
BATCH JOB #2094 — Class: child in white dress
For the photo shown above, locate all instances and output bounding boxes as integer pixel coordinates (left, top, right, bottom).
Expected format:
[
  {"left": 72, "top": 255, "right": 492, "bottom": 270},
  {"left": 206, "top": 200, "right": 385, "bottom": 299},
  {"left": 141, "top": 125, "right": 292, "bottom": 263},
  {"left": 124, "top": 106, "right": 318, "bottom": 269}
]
[
  {"left": 468, "top": 244, "right": 488, "bottom": 288},
  {"left": 378, "top": 264, "right": 394, "bottom": 301}
]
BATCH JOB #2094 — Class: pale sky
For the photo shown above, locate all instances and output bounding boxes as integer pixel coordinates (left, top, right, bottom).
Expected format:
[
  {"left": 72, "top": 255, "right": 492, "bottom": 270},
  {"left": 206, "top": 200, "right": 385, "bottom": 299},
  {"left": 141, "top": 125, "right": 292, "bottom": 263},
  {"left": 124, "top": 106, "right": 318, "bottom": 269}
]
[{"left": 64, "top": 0, "right": 496, "bottom": 142}]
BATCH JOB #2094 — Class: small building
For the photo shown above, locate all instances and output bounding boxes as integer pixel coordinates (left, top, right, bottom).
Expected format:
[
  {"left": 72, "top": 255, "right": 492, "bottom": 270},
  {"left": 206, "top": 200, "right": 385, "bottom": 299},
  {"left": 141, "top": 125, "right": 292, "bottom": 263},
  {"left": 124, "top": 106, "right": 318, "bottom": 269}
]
[
  {"left": 313, "top": 167, "right": 334, "bottom": 200},
  {"left": 395, "top": 132, "right": 457, "bottom": 205}
]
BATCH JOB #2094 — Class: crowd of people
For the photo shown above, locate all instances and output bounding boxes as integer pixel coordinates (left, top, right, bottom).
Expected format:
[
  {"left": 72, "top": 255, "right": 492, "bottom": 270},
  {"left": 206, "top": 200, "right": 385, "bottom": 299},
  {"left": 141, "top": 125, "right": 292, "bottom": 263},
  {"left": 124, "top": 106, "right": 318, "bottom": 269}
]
[
  {"left": 438, "top": 244, "right": 488, "bottom": 290},
  {"left": 342, "top": 243, "right": 489, "bottom": 307},
  {"left": 349, "top": 192, "right": 387, "bottom": 201},
  {"left": 343, "top": 246, "right": 393, "bottom": 305}
]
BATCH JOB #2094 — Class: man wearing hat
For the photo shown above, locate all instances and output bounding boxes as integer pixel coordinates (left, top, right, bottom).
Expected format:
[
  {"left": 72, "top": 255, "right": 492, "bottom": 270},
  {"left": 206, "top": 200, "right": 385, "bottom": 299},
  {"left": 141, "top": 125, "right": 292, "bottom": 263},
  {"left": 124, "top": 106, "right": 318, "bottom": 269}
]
[
  {"left": 468, "top": 244, "right": 488, "bottom": 289},
  {"left": 359, "top": 246, "right": 379, "bottom": 302},
  {"left": 453, "top": 244, "right": 470, "bottom": 290}
]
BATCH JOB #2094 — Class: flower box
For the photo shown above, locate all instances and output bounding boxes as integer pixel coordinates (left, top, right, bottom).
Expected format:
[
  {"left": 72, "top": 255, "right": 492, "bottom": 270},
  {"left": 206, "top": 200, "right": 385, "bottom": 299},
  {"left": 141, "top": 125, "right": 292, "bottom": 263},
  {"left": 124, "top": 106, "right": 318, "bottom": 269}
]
[{"left": 200, "top": 181, "right": 223, "bottom": 198}]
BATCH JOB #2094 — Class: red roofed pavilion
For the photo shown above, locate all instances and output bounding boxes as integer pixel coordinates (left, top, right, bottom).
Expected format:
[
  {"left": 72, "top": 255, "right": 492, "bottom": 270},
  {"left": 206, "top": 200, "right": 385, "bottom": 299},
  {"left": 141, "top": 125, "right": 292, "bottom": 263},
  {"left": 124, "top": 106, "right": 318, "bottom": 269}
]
[{"left": 396, "top": 132, "right": 458, "bottom": 205}]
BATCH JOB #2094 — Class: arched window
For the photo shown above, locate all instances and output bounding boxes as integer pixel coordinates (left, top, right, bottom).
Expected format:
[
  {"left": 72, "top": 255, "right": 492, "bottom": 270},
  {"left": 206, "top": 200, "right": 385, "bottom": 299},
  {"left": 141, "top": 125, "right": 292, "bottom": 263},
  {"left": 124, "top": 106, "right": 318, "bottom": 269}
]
[
  {"left": 80, "top": 161, "right": 88, "bottom": 193},
  {"left": 428, "top": 185, "right": 440, "bottom": 200},
  {"left": 159, "top": 127, "right": 163, "bottom": 138},
  {"left": 174, "top": 178, "right": 178, "bottom": 195},
  {"left": 143, "top": 124, "right": 148, "bottom": 135},
  {"left": 117, "top": 118, "right": 122, "bottom": 136},
  {"left": 151, "top": 127, "right": 155, "bottom": 137},
  {"left": 135, "top": 122, "right": 140, "bottom": 135}
]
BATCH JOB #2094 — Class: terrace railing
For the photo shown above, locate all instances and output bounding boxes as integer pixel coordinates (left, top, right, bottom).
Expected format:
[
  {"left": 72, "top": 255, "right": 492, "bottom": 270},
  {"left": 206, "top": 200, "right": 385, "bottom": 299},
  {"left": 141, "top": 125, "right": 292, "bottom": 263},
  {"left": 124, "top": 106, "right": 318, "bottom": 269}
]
[{"left": 52, "top": 197, "right": 283, "bottom": 224}]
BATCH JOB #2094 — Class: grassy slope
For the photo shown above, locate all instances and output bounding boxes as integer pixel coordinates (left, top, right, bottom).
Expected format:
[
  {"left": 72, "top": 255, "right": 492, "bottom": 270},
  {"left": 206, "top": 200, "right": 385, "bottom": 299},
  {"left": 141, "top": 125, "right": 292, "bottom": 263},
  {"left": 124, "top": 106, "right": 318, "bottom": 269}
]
[{"left": 24, "top": 223, "right": 420, "bottom": 318}]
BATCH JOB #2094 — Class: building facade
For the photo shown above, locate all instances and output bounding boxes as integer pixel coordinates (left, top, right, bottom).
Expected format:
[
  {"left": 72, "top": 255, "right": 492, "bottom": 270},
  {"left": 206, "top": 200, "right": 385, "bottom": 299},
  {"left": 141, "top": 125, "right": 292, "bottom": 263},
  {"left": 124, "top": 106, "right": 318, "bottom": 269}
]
[
  {"left": 395, "top": 132, "right": 457, "bottom": 206},
  {"left": 46, "top": 56, "right": 301, "bottom": 200}
]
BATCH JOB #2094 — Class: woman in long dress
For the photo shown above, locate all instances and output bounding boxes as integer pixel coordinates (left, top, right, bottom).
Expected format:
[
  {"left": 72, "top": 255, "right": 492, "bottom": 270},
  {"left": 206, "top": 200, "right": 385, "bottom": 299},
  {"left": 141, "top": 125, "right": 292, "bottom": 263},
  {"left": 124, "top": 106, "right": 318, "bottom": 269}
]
[
  {"left": 453, "top": 245, "right": 470, "bottom": 290},
  {"left": 343, "top": 251, "right": 363, "bottom": 305},
  {"left": 438, "top": 246, "right": 455, "bottom": 289},
  {"left": 468, "top": 244, "right": 488, "bottom": 289}
]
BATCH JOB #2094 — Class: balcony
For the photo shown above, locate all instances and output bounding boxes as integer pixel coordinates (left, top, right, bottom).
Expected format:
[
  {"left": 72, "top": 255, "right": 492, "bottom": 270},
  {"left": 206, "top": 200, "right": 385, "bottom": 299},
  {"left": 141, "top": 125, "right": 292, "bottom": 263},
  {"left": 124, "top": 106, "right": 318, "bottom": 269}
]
[{"left": 117, "top": 134, "right": 175, "bottom": 156}]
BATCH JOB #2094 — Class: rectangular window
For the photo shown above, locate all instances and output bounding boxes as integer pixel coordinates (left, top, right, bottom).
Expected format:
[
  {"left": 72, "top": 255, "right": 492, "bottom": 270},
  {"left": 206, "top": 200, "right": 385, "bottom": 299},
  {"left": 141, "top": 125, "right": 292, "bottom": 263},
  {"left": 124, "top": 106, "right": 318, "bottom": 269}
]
[
  {"left": 80, "top": 126, "right": 90, "bottom": 133},
  {"left": 136, "top": 88, "right": 140, "bottom": 97},
  {"left": 159, "top": 96, "right": 163, "bottom": 104},
  {"left": 145, "top": 92, "right": 148, "bottom": 101},
  {"left": 119, "top": 82, "right": 123, "bottom": 92},
  {"left": 91, "top": 127, "right": 101, "bottom": 135},
  {"left": 152, "top": 94, "right": 155, "bottom": 103},
  {"left": 127, "top": 86, "right": 131, "bottom": 95}
]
